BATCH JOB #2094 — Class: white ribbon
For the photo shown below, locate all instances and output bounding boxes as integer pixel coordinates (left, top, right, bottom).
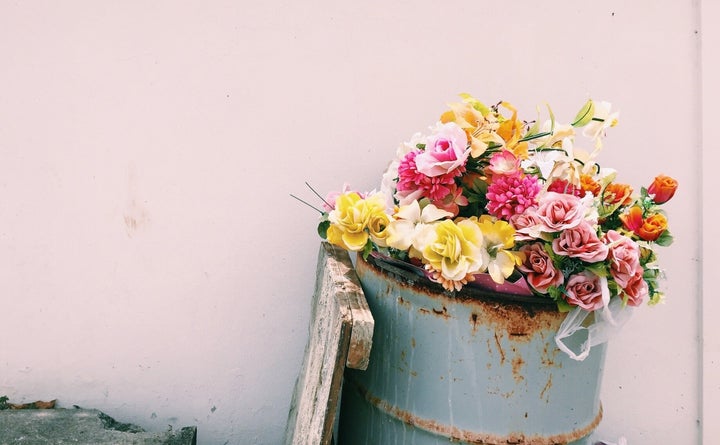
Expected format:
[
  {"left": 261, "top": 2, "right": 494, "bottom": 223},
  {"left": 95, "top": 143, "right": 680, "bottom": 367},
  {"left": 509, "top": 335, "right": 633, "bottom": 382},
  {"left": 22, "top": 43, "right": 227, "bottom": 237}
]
[{"left": 555, "top": 277, "right": 634, "bottom": 361}]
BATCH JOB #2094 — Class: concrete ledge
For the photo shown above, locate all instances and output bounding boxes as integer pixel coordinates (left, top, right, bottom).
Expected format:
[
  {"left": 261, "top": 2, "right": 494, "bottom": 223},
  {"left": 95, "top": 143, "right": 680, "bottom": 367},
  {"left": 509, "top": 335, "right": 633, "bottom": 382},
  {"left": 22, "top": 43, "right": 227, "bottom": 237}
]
[{"left": 0, "top": 408, "right": 197, "bottom": 445}]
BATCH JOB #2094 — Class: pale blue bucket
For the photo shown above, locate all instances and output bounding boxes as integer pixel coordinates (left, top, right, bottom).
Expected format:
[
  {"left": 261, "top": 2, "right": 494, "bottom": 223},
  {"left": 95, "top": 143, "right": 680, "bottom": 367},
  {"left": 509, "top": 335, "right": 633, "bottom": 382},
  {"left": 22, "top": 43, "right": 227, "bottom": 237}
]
[{"left": 338, "top": 255, "right": 606, "bottom": 445}]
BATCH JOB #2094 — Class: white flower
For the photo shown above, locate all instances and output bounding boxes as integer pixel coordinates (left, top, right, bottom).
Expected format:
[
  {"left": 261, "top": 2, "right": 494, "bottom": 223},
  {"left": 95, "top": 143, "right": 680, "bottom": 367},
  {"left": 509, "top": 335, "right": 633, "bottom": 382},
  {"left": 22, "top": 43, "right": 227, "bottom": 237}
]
[
  {"left": 386, "top": 201, "right": 453, "bottom": 255},
  {"left": 582, "top": 101, "right": 619, "bottom": 146}
]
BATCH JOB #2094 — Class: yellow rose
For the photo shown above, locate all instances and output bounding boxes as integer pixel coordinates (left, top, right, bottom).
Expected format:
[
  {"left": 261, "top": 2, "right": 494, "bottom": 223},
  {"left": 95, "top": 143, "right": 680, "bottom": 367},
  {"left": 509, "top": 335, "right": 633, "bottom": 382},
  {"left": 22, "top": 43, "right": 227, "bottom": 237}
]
[
  {"left": 422, "top": 219, "right": 488, "bottom": 286},
  {"left": 326, "top": 192, "right": 391, "bottom": 251}
]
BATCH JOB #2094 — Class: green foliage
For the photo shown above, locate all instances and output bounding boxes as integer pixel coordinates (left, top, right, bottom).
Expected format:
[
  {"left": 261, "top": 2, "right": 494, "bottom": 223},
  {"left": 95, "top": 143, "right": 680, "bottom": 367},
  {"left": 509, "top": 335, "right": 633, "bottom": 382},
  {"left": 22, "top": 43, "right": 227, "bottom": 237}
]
[
  {"left": 571, "top": 99, "right": 595, "bottom": 127},
  {"left": 317, "top": 218, "right": 330, "bottom": 239}
]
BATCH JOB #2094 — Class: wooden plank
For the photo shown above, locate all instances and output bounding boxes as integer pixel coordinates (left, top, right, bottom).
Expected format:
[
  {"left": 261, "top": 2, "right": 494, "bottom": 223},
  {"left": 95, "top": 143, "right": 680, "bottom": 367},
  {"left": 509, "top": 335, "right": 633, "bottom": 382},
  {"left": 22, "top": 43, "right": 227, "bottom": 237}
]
[{"left": 284, "top": 242, "right": 375, "bottom": 445}]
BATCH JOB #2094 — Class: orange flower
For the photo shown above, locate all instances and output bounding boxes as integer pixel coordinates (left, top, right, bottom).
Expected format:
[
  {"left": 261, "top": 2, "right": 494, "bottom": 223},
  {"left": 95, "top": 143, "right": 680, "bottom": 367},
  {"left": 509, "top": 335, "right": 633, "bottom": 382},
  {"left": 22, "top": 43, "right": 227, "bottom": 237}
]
[
  {"left": 620, "top": 205, "right": 643, "bottom": 232},
  {"left": 580, "top": 174, "right": 601, "bottom": 196},
  {"left": 647, "top": 175, "right": 678, "bottom": 204},
  {"left": 603, "top": 182, "right": 633, "bottom": 206},
  {"left": 496, "top": 102, "right": 529, "bottom": 159},
  {"left": 636, "top": 213, "right": 668, "bottom": 241}
]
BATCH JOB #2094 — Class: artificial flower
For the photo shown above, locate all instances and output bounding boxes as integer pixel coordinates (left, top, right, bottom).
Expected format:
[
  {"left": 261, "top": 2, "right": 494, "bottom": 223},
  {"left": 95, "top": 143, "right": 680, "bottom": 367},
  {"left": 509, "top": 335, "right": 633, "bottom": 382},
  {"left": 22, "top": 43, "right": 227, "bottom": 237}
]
[
  {"left": 647, "top": 174, "right": 678, "bottom": 204},
  {"left": 312, "top": 94, "right": 675, "bottom": 316}
]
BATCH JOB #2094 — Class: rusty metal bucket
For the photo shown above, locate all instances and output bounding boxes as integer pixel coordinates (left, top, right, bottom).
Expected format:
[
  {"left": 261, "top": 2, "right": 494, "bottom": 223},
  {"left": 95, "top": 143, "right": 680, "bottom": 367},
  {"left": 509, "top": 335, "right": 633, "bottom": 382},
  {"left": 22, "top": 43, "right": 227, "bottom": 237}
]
[{"left": 338, "top": 255, "right": 606, "bottom": 445}]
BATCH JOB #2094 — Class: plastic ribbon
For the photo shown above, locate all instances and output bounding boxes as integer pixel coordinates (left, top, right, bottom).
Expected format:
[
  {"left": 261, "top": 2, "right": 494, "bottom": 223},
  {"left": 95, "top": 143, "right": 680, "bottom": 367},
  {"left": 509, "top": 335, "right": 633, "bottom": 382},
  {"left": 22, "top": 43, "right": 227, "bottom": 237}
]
[{"left": 554, "top": 277, "right": 634, "bottom": 361}]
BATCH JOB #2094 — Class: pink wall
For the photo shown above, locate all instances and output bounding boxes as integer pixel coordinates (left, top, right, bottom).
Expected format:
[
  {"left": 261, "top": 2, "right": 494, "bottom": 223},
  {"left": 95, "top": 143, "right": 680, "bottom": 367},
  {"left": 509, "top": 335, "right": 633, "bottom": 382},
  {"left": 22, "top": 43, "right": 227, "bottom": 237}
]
[{"left": 0, "top": 1, "right": 709, "bottom": 443}]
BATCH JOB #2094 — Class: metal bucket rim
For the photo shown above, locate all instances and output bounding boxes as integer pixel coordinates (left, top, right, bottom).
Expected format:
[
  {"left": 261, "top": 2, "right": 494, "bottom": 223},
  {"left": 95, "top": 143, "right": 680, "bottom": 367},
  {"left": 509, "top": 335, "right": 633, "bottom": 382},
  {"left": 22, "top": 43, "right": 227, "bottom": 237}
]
[{"left": 359, "top": 254, "right": 558, "bottom": 309}]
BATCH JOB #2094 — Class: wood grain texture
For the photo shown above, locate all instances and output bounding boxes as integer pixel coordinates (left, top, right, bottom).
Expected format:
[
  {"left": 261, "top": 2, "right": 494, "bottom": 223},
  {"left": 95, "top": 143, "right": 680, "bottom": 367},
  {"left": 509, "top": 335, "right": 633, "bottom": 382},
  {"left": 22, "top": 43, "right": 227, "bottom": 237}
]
[{"left": 284, "top": 243, "right": 374, "bottom": 445}]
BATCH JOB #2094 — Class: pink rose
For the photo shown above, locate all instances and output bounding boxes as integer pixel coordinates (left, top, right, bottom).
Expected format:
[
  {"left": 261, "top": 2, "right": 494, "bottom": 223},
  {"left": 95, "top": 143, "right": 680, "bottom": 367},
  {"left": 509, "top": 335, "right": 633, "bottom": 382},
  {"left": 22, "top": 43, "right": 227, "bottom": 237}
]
[
  {"left": 535, "top": 191, "right": 586, "bottom": 233},
  {"left": 487, "top": 150, "right": 521, "bottom": 177},
  {"left": 564, "top": 271, "right": 605, "bottom": 311},
  {"left": 414, "top": 122, "right": 470, "bottom": 177},
  {"left": 623, "top": 269, "right": 649, "bottom": 307},
  {"left": 603, "top": 230, "right": 641, "bottom": 288},
  {"left": 518, "top": 242, "right": 565, "bottom": 293},
  {"left": 552, "top": 221, "right": 609, "bottom": 263},
  {"left": 510, "top": 207, "right": 543, "bottom": 240}
]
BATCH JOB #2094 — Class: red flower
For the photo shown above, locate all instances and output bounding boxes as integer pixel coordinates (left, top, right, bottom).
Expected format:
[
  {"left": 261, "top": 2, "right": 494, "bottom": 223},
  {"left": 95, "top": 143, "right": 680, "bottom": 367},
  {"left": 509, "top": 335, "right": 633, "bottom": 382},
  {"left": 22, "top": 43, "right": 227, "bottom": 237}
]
[{"left": 647, "top": 175, "right": 678, "bottom": 204}]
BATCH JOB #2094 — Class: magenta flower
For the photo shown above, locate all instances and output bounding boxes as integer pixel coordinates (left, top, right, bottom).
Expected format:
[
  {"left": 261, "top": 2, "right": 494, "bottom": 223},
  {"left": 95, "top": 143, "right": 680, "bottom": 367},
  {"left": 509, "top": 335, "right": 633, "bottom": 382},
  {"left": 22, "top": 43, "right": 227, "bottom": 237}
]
[
  {"left": 396, "top": 150, "right": 466, "bottom": 212},
  {"left": 547, "top": 179, "right": 582, "bottom": 197},
  {"left": 486, "top": 174, "right": 541, "bottom": 220}
]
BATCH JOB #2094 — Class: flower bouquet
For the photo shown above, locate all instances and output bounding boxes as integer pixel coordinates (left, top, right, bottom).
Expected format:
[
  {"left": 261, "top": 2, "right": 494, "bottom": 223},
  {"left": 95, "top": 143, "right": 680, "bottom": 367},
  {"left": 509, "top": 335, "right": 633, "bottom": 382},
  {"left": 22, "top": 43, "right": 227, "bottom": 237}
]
[{"left": 301, "top": 94, "right": 677, "bottom": 360}]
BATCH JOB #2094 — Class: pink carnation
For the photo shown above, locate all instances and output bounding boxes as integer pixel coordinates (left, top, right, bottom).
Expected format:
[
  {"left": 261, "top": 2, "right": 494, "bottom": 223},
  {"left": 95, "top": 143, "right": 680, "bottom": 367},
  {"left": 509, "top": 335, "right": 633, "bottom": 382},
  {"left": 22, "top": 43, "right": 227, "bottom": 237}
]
[
  {"left": 552, "top": 221, "right": 609, "bottom": 263},
  {"left": 486, "top": 174, "right": 541, "bottom": 221},
  {"left": 396, "top": 150, "right": 465, "bottom": 211}
]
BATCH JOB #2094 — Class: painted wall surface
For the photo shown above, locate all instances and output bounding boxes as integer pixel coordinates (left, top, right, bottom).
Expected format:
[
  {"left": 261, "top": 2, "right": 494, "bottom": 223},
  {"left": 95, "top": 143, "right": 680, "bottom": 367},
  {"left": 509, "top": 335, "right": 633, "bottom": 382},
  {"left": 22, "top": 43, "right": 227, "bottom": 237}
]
[{"left": 0, "top": 1, "right": 707, "bottom": 444}]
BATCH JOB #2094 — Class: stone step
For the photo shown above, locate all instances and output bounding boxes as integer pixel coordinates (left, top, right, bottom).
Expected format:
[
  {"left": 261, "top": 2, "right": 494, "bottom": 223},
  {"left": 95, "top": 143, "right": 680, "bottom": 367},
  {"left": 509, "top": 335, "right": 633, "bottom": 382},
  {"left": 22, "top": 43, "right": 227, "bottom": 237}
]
[{"left": 0, "top": 408, "right": 197, "bottom": 445}]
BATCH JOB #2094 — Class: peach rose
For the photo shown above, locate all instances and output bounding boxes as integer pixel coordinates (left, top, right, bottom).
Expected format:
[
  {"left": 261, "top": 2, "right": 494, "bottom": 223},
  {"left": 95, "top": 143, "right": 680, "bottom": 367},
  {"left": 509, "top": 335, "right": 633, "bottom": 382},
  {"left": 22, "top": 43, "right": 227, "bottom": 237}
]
[
  {"left": 535, "top": 192, "right": 585, "bottom": 233},
  {"left": 564, "top": 271, "right": 605, "bottom": 311},
  {"left": 603, "top": 230, "right": 641, "bottom": 288},
  {"left": 518, "top": 242, "right": 564, "bottom": 293},
  {"left": 648, "top": 175, "right": 678, "bottom": 204},
  {"left": 602, "top": 182, "right": 633, "bottom": 206},
  {"left": 552, "top": 221, "right": 609, "bottom": 263}
]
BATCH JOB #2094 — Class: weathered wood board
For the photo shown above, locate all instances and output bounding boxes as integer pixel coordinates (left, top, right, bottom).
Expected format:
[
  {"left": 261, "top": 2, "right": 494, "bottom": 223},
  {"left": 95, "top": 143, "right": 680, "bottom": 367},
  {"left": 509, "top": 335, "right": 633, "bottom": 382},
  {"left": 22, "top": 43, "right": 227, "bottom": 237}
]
[{"left": 284, "top": 242, "right": 374, "bottom": 445}]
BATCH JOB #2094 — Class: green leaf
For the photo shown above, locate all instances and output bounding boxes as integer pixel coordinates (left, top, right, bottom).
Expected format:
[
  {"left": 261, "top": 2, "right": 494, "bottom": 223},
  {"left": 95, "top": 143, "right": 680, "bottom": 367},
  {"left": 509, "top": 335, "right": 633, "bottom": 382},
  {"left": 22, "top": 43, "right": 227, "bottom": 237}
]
[
  {"left": 317, "top": 220, "right": 330, "bottom": 239},
  {"left": 555, "top": 299, "right": 573, "bottom": 313},
  {"left": 571, "top": 99, "right": 595, "bottom": 127},
  {"left": 546, "top": 103, "right": 556, "bottom": 134},
  {"left": 460, "top": 93, "right": 491, "bottom": 115},
  {"left": 655, "top": 230, "right": 674, "bottom": 247}
]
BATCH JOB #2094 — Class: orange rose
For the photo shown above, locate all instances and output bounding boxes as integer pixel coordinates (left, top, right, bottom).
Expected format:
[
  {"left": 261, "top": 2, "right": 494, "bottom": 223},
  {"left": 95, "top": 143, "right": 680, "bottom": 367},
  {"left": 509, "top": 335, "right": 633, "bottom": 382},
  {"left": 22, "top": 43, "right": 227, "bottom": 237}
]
[
  {"left": 580, "top": 174, "right": 601, "bottom": 196},
  {"left": 636, "top": 213, "right": 668, "bottom": 241},
  {"left": 647, "top": 175, "right": 678, "bottom": 204},
  {"left": 603, "top": 182, "right": 633, "bottom": 206}
]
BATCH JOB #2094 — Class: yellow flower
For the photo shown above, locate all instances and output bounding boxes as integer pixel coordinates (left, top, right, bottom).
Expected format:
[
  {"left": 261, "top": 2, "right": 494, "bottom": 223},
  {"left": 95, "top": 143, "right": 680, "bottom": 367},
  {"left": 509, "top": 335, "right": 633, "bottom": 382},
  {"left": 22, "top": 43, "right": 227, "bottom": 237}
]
[
  {"left": 420, "top": 219, "right": 488, "bottom": 290},
  {"left": 326, "top": 192, "right": 391, "bottom": 251},
  {"left": 475, "top": 215, "right": 523, "bottom": 284}
]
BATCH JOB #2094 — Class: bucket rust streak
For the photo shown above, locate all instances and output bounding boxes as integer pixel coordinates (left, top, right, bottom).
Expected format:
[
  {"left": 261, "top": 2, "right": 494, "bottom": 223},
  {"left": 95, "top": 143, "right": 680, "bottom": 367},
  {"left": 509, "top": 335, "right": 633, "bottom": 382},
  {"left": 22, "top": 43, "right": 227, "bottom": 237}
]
[
  {"left": 353, "top": 381, "right": 602, "bottom": 445},
  {"left": 359, "top": 256, "right": 562, "bottom": 339}
]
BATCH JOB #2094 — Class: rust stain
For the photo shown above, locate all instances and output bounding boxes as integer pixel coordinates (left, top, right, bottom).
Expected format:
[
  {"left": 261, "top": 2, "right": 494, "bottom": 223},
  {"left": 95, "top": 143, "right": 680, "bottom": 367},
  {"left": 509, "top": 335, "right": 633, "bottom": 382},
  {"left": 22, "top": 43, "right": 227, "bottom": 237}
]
[
  {"left": 493, "top": 332, "right": 506, "bottom": 365},
  {"left": 540, "top": 374, "right": 553, "bottom": 403},
  {"left": 470, "top": 313, "right": 480, "bottom": 334},
  {"left": 511, "top": 354, "right": 526, "bottom": 383},
  {"left": 540, "top": 342, "right": 561, "bottom": 368},
  {"left": 397, "top": 296, "right": 410, "bottom": 308},
  {"left": 411, "top": 337, "right": 416, "bottom": 348},
  {"left": 356, "top": 255, "right": 565, "bottom": 340},
  {"left": 432, "top": 306, "right": 450, "bottom": 319},
  {"left": 354, "top": 380, "right": 604, "bottom": 445}
]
